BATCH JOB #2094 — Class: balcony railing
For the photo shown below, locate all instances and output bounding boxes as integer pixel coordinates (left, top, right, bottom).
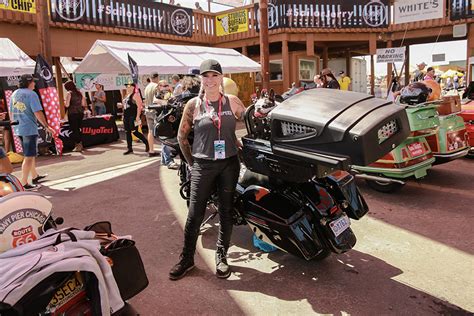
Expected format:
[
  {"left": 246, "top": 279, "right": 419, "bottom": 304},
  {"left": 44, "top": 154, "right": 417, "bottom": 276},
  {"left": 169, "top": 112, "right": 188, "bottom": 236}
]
[{"left": 0, "top": 3, "right": 473, "bottom": 46}]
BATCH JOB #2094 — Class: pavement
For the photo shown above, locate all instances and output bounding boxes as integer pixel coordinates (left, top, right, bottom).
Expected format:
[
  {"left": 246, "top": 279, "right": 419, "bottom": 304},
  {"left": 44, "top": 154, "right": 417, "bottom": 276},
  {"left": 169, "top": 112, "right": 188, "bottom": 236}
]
[{"left": 11, "top": 132, "right": 474, "bottom": 315}]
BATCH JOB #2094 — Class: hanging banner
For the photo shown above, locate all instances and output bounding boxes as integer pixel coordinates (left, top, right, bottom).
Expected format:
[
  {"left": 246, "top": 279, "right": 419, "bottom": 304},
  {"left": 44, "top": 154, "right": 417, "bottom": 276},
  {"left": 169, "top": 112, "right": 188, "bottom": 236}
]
[
  {"left": 73, "top": 73, "right": 148, "bottom": 92},
  {"left": 376, "top": 47, "right": 406, "bottom": 63},
  {"left": 394, "top": 0, "right": 444, "bottom": 24},
  {"left": 49, "top": 0, "right": 193, "bottom": 37},
  {"left": 254, "top": 0, "right": 390, "bottom": 30},
  {"left": 34, "top": 55, "right": 64, "bottom": 155},
  {"left": 450, "top": 0, "right": 474, "bottom": 20},
  {"left": 216, "top": 9, "right": 249, "bottom": 36},
  {"left": 0, "top": 0, "right": 36, "bottom": 14}
]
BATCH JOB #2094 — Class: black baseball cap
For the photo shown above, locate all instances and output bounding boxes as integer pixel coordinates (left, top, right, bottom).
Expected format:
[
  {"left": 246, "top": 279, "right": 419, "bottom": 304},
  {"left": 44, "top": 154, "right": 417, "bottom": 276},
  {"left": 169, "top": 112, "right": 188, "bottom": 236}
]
[
  {"left": 200, "top": 59, "right": 222, "bottom": 75},
  {"left": 151, "top": 72, "right": 159, "bottom": 78},
  {"left": 19, "top": 74, "right": 38, "bottom": 85}
]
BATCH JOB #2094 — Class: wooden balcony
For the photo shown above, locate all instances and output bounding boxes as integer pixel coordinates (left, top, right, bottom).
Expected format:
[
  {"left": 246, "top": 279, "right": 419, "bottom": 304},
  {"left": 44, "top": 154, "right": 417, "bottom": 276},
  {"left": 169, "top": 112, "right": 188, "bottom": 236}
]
[{"left": 1, "top": 4, "right": 473, "bottom": 50}]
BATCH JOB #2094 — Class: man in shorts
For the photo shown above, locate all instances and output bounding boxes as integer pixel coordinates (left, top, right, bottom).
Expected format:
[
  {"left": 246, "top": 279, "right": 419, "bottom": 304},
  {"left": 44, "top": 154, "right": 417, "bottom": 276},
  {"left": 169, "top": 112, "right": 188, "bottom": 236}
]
[
  {"left": 9, "top": 74, "right": 55, "bottom": 190},
  {"left": 144, "top": 73, "right": 160, "bottom": 157}
]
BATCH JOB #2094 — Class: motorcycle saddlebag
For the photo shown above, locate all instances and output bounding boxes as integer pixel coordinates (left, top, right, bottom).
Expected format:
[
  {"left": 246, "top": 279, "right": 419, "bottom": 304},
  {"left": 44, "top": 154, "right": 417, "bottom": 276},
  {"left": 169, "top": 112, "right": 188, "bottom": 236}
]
[
  {"left": 269, "top": 89, "right": 410, "bottom": 166},
  {"left": 240, "top": 187, "right": 327, "bottom": 260}
]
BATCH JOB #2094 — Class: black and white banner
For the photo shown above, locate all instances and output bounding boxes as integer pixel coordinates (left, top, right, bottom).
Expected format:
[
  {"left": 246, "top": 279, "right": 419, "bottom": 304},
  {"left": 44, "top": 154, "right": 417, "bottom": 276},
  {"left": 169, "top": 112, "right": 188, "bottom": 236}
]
[
  {"left": 50, "top": 0, "right": 194, "bottom": 37},
  {"left": 255, "top": 0, "right": 390, "bottom": 30},
  {"left": 450, "top": 0, "right": 474, "bottom": 20}
]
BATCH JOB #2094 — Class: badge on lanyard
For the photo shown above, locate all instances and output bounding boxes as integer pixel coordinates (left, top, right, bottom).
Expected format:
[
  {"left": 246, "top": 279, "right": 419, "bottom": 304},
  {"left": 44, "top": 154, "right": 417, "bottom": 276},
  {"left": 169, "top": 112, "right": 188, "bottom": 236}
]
[
  {"left": 214, "top": 140, "right": 226, "bottom": 159},
  {"left": 207, "top": 96, "right": 226, "bottom": 160}
]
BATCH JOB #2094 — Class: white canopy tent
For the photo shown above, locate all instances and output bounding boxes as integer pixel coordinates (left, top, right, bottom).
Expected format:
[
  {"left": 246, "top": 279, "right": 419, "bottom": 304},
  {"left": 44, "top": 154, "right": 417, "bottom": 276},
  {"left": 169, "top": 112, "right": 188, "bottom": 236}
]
[
  {"left": 0, "top": 38, "right": 35, "bottom": 77},
  {"left": 74, "top": 40, "right": 261, "bottom": 75}
]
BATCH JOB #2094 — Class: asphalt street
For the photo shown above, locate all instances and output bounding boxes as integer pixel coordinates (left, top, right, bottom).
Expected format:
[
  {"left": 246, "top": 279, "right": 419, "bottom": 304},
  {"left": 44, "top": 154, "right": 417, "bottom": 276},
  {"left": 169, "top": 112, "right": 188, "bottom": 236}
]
[{"left": 12, "top": 134, "right": 474, "bottom": 315}]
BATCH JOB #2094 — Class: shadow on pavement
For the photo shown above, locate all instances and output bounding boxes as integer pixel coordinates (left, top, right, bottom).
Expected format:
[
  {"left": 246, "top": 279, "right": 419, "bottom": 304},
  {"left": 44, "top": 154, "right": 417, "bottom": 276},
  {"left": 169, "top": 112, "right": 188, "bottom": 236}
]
[
  {"left": 357, "top": 158, "right": 473, "bottom": 255},
  {"left": 200, "top": 223, "right": 471, "bottom": 315}
]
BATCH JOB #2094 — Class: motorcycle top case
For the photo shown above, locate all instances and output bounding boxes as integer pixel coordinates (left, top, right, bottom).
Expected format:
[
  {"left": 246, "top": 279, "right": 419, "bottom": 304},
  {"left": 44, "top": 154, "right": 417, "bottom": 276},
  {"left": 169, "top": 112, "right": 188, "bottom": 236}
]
[
  {"left": 405, "top": 103, "right": 440, "bottom": 132},
  {"left": 269, "top": 89, "right": 410, "bottom": 166}
]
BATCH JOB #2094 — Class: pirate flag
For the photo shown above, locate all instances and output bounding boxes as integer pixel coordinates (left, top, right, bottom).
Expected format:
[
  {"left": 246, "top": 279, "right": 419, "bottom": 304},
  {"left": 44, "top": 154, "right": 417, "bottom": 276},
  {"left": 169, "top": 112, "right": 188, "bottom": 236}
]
[
  {"left": 127, "top": 53, "right": 139, "bottom": 93},
  {"left": 34, "top": 55, "right": 64, "bottom": 155}
]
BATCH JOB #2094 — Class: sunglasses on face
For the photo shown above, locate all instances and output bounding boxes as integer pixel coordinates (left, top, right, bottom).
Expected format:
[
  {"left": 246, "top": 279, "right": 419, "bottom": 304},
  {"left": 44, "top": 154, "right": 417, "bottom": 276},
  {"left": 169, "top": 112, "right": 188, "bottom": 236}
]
[{"left": 159, "top": 84, "right": 169, "bottom": 87}]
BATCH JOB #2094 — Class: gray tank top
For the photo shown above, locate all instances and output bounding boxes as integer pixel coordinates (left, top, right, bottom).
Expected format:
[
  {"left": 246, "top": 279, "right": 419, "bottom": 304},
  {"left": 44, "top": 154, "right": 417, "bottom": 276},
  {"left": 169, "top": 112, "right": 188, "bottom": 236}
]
[{"left": 192, "top": 95, "right": 238, "bottom": 160}]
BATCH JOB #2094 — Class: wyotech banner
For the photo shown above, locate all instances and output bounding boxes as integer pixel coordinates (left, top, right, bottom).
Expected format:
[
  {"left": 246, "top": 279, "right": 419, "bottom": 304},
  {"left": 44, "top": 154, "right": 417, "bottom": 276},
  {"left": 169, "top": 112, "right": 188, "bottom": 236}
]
[
  {"left": 255, "top": 0, "right": 390, "bottom": 30},
  {"left": 50, "top": 0, "right": 194, "bottom": 37},
  {"left": 450, "top": 0, "right": 474, "bottom": 20}
]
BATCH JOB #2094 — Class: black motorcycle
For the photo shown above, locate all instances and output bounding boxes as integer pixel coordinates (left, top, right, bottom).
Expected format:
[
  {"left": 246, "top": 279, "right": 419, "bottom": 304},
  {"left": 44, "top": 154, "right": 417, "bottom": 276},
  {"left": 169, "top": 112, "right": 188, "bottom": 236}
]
[{"left": 154, "top": 89, "right": 410, "bottom": 260}]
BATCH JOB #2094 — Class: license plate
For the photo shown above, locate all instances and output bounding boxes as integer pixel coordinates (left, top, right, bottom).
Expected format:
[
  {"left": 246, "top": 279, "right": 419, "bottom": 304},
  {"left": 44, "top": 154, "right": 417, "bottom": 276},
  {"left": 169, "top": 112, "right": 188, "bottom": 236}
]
[
  {"left": 407, "top": 142, "right": 424, "bottom": 157},
  {"left": 329, "top": 215, "right": 350, "bottom": 238},
  {"left": 47, "top": 272, "right": 85, "bottom": 310}
]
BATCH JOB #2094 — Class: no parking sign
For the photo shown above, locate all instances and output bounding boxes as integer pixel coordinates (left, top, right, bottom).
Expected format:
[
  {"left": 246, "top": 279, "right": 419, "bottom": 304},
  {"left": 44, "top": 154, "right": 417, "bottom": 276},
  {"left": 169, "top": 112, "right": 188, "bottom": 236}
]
[{"left": 376, "top": 47, "right": 406, "bottom": 63}]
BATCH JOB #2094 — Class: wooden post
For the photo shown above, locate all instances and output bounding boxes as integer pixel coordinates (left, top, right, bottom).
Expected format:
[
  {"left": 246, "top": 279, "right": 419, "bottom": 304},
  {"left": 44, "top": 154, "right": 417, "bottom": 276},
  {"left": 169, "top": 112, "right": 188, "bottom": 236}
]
[
  {"left": 36, "top": 0, "right": 52, "bottom": 65},
  {"left": 322, "top": 46, "right": 328, "bottom": 69},
  {"left": 386, "top": 40, "right": 393, "bottom": 92},
  {"left": 259, "top": 0, "right": 270, "bottom": 90},
  {"left": 467, "top": 24, "right": 474, "bottom": 82},
  {"left": 405, "top": 45, "right": 410, "bottom": 86},
  {"left": 345, "top": 49, "right": 351, "bottom": 77},
  {"left": 282, "top": 40, "right": 290, "bottom": 90},
  {"left": 371, "top": 55, "right": 375, "bottom": 95},
  {"left": 369, "top": 34, "right": 377, "bottom": 96},
  {"left": 306, "top": 34, "right": 314, "bottom": 57},
  {"left": 53, "top": 57, "right": 66, "bottom": 118},
  {"left": 242, "top": 46, "right": 248, "bottom": 56}
]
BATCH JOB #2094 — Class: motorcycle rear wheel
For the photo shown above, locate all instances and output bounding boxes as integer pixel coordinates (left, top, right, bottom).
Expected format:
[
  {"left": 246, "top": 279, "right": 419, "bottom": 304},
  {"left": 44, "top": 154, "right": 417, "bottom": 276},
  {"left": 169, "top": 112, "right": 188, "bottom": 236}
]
[{"left": 365, "top": 179, "right": 404, "bottom": 193}]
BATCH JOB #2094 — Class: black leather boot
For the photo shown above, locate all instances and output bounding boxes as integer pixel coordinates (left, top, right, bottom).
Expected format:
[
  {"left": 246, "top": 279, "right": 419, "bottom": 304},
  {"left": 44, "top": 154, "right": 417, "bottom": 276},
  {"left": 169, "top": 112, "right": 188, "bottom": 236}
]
[
  {"left": 169, "top": 253, "right": 194, "bottom": 280},
  {"left": 215, "top": 247, "right": 231, "bottom": 279}
]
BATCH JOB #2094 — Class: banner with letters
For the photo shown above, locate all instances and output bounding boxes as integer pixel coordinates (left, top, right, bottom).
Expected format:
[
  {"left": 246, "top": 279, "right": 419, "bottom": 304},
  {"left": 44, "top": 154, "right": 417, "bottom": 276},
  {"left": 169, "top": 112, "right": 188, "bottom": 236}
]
[
  {"left": 49, "top": 0, "right": 193, "bottom": 37},
  {"left": 73, "top": 73, "right": 148, "bottom": 92},
  {"left": 394, "top": 0, "right": 444, "bottom": 24},
  {"left": 0, "top": 0, "right": 36, "bottom": 14},
  {"left": 450, "top": 0, "right": 474, "bottom": 20},
  {"left": 216, "top": 9, "right": 249, "bottom": 36},
  {"left": 254, "top": 0, "right": 390, "bottom": 30}
]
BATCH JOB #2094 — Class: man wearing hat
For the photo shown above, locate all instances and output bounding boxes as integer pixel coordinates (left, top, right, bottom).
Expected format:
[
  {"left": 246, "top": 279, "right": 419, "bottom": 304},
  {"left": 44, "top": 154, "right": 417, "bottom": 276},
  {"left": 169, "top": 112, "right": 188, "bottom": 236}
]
[
  {"left": 413, "top": 62, "right": 427, "bottom": 82},
  {"left": 9, "top": 74, "right": 54, "bottom": 190}
]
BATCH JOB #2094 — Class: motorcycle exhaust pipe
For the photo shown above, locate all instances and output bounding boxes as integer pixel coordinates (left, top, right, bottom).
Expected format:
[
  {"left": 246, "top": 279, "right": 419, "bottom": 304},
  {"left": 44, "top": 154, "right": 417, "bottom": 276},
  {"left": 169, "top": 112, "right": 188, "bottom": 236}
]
[{"left": 353, "top": 173, "right": 405, "bottom": 185}]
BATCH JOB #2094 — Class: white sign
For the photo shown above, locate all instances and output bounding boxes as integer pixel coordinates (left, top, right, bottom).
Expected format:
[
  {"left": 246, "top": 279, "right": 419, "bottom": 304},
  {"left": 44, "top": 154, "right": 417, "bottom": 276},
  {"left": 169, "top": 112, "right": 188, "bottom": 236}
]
[
  {"left": 394, "top": 0, "right": 444, "bottom": 24},
  {"left": 376, "top": 47, "right": 406, "bottom": 63}
]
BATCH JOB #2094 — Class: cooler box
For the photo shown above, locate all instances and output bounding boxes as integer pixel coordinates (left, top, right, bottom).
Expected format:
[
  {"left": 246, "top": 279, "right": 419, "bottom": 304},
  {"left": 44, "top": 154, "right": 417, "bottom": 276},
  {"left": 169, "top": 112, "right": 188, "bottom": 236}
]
[
  {"left": 437, "top": 95, "right": 462, "bottom": 116},
  {"left": 268, "top": 89, "right": 410, "bottom": 166},
  {"left": 405, "top": 103, "right": 440, "bottom": 132}
]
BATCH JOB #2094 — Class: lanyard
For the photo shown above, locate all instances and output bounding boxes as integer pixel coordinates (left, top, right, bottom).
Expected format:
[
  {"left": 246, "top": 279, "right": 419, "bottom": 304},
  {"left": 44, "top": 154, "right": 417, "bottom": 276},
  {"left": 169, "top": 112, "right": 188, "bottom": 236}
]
[{"left": 205, "top": 95, "right": 223, "bottom": 139}]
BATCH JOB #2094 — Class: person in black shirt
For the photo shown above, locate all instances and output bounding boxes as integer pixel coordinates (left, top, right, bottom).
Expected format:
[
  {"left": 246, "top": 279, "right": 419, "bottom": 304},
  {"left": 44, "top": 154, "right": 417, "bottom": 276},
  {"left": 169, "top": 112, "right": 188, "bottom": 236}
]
[{"left": 321, "top": 68, "right": 340, "bottom": 89}]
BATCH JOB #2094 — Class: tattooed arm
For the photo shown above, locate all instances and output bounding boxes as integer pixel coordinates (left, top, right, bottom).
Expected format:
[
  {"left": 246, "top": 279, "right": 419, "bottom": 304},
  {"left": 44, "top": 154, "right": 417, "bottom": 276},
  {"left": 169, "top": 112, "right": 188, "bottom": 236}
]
[
  {"left": 178, "top": 98, "right": 196, "bottom": 166},
  {"left": 229, "top": 95, "right": 246, "bottom": 121}
]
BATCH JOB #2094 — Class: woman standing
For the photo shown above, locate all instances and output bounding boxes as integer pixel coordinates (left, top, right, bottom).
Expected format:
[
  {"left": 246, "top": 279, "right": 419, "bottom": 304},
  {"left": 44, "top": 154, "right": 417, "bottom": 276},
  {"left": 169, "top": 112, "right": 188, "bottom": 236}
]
[
  {"left": 169, "top": 59, "right": 246, "bottom": 280},
  {"left": 122, "top": 83, "right": 149, "bottom": 155},
  {"left": 64, "top": 81, "right": 87, "bottom": 152},
  {"left": 93, "top": 83, "right": 107, "bottom": 115}
]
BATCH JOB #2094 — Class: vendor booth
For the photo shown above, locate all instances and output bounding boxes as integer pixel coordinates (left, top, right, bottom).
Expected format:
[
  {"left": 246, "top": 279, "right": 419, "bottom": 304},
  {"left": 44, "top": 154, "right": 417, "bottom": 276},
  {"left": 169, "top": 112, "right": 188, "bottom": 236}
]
[
  {"left": 74, "top": 40, "right": 262, "bottom": 76},
  {"left": 0, "top": 38, "right": 36, "bottom": 155}
]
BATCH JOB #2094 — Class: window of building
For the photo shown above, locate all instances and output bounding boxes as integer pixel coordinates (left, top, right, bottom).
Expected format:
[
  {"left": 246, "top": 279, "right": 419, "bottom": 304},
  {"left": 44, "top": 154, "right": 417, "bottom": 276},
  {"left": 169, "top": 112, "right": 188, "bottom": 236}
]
[
  {"left": 255, "top": 60, "right": 283, "bottom": 81},
  {"left": 299, "top": 59, "right": 316, "bottom": 81}
]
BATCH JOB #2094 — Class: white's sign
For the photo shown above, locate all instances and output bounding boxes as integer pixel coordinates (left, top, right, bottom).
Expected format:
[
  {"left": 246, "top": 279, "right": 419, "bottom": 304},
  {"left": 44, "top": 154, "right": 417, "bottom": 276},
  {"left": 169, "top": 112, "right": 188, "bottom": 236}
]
[
  {"left": 376, "top": 47, "right": 406, "bottom": 63},
  {"left": 394, "top": 0, "right": 444, "bottom": 24},
  {"left": 74, "top": 73, "right": 148, "bottom": 91}
]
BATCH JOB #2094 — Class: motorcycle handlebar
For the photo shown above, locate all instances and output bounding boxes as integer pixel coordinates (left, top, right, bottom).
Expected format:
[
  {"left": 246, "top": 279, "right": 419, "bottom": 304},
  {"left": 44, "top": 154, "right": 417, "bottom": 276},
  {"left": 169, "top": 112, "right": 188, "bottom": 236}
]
[{"left": 0, "top": 120, "right": 19, "bottom": 127}]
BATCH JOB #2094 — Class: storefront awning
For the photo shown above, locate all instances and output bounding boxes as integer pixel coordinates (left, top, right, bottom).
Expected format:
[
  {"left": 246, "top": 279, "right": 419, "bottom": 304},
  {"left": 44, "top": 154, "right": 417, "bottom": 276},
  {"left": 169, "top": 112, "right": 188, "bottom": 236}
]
[
  {"left": 0, "top": 38, "right": 35, "bottom": 77},
  {"left": 74, "top": 40, "right": 261, "bottom": 75}
]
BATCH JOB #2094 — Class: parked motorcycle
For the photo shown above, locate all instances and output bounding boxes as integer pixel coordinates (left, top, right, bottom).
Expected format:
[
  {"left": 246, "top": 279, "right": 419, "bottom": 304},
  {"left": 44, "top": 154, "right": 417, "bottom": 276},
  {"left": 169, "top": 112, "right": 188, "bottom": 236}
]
[
  {"left": 155, "top": 88, "right": 410, "bottom": 260},
  {"left": 0, "top": 183, "right": 147, "bottom": 315}
]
